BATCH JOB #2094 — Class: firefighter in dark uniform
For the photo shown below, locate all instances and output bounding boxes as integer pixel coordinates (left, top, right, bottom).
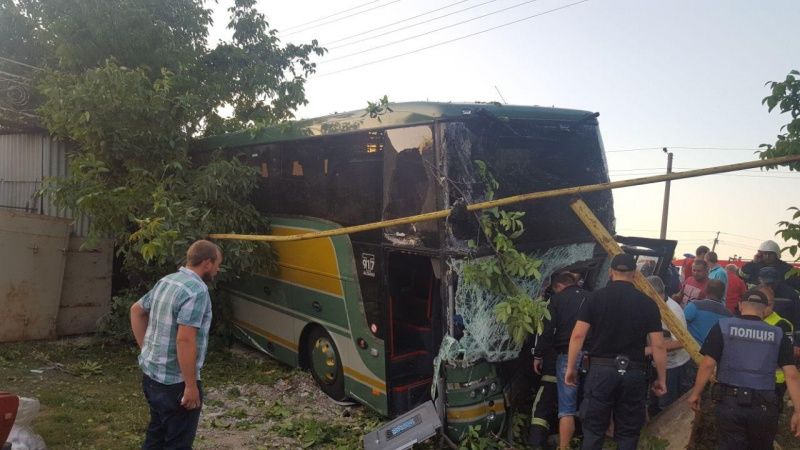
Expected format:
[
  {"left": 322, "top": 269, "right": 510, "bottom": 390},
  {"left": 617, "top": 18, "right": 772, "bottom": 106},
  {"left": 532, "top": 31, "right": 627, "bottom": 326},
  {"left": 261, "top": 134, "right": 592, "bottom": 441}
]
[
  {"left": 564, "top": 253, "right": 667, "bottom": 450},
  {"left": 687, "top": 289, "right": 800, "bottom": 449},
  {"left": 529, "top": 272, "right": 588, "bottom": 449}
]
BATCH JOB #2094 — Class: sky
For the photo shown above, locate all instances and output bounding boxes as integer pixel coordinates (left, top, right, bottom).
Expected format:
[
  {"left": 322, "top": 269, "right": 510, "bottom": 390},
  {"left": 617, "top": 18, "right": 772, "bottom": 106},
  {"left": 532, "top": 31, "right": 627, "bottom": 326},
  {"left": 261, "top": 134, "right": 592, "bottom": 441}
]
[{"left": 208, "top": 0, "right": 800, "bottom": 261}]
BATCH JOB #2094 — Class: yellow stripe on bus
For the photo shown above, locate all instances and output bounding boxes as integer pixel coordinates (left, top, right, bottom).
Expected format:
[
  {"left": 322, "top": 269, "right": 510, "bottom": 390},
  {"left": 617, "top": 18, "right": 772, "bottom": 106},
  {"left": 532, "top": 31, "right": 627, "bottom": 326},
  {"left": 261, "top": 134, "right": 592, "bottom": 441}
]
[
  {"left": 344, "top": 367, "right": 387, "bottom": 395},
  {"left": 446, "top": 402, "right": 506, "bottom": 423},
  {"left": 232, "top": 318, "right": 298, "bottom": 352},
  {"left": 269, "top": 226, "right": 344, "bottom": 297}
]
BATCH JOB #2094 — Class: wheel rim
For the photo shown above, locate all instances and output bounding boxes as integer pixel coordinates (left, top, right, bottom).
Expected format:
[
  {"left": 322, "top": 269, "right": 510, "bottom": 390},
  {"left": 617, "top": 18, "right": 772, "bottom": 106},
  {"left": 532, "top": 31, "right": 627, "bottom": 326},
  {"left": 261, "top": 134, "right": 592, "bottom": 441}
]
[{"left": 311, "top": 336, "right": 338, "bottom": 385}]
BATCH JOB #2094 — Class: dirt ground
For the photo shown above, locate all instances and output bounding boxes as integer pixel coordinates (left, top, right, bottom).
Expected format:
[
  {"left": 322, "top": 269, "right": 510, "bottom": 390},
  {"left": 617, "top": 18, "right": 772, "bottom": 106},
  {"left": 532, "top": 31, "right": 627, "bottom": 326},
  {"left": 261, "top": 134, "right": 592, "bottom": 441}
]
[
  {"left": 0, "top": 337, "right": 383, "bottom": 450},
  {"left": 193, "top": 346, "right": 382, "bottom": 450}
]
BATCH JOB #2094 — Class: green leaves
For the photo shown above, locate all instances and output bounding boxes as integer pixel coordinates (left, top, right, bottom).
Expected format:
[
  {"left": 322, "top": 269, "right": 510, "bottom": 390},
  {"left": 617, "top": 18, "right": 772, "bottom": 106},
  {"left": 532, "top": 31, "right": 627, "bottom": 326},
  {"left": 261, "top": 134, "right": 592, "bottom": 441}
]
[
  {"left": 460, "top": 160, "right": 549, "bottom": 346},
  {"left": 760, "top": 71, "right": 800, "bottom": 263},
  {"left": 27, "top": 1, "right": 321, "bottom": 299},
  {"left": 364, "top": 95, "right": 393, "bottom": 121},
  {"left": 494, "top": 295, "right": 550, "bottom": 346}
]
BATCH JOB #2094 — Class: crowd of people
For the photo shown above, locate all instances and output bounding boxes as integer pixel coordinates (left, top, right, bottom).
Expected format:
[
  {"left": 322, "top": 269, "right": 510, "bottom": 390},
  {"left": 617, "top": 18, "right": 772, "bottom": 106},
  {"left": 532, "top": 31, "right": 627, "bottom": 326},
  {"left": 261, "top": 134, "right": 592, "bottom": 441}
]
[{"left": 528, "top": 240, "right": 800, "bottom": 450}]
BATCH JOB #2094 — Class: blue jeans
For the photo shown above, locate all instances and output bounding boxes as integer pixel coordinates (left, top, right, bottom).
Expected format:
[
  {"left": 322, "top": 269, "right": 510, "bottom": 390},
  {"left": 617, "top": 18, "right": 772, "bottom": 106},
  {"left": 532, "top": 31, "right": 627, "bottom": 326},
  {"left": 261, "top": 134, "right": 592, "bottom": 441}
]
[
  {"left": 141, "top": 375, "right": 203, "bottom": 450},
  {"left": 556, "top": 353, "right": 581, "bottom": 418},
  {"left": 659, "top": 363, "right": 690, "bottom": 410}
]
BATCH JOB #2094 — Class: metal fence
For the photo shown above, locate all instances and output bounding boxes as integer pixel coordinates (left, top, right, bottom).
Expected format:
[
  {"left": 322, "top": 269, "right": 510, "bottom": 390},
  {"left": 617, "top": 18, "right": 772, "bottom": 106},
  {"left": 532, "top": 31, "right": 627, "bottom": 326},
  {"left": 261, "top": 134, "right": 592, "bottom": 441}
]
[{"left": 0, "top": 133, "right": 90, "bottom": 236}]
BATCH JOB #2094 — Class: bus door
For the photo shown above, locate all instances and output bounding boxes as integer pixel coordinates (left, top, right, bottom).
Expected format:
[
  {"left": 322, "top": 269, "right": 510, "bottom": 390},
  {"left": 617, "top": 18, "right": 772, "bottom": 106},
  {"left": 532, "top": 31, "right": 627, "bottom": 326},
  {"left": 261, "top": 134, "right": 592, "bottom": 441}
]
[
  {"left": 384, "top": 250, "right": 441, "bottom": 415},
  {"left": 616, "top": 236, "right": 678, "bottom": 289}
]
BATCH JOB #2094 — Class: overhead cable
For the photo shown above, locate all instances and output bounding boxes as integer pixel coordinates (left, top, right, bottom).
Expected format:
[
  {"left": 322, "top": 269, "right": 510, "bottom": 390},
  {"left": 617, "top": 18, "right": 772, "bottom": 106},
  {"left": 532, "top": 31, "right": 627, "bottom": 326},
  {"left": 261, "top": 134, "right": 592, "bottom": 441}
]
[
  {"left": 284, "top": 0, "right": 404, "bottom": 37},
  {"left": 327, "top": 0, "right": 492, "bottom": 49},
  {"left": 607, "top": 146, "right": 761, "bottom": 153},
  {"left": 314, "top": 0, "right": 590, "bottom": 77},
  {"left": 281, "top": 0, "right": 383, "bottom": 32},
  {"left": 321, "top": 0, "right": 544, "bottom": 63}
]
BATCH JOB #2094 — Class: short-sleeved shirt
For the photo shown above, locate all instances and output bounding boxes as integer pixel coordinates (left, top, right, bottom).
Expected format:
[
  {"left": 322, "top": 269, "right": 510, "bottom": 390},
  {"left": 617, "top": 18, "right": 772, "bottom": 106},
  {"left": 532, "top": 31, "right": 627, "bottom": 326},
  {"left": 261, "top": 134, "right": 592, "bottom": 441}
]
[
  {"left": 724, "top": 272, "right": 747, "bottom": 313},
  {"left": 684, "top": 298, "right": 732, "bottom": 345},
  {"left": 137, "top": 267, "right": 213, "bottom": 385},
  {"left": 663, "top": 298, "right": 691, "bottom": 369},
  {"left": 700, "top": 315, "right": 793, "bottom": 368},
  {"left": 708, "top": 264, "right": 728, "bottom": 297},
  {"left": 534, "top": 285, "right": 589, "bottom": 356},
  {"left": 577, "top": 280, "right": 662, "bottom": 363},
  {"left": 678, "top": 277, "right": 708, "bottom": 306}
]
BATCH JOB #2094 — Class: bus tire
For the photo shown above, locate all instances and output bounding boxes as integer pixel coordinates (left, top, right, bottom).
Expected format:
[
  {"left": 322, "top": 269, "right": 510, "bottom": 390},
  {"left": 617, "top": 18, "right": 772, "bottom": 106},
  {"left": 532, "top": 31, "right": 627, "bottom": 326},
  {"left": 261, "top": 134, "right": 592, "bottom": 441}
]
[{"left": 306, "top": 326, "right": 346, "bottom": 401}]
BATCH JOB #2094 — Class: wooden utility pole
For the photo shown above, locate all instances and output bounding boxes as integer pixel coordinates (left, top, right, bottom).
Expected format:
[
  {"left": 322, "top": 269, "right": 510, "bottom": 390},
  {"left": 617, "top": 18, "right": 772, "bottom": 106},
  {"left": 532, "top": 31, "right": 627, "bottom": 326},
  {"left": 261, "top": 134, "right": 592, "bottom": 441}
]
[
  {"left": 712, "top": 231, "right": 720, "bottom": 252},
  {"left": 569, "top": 198, "right": 703, "bottom": 364},
  {"left": 209, "top": 155, "right": 800, "bottom": 243},
  {"left": 659, "top": 148, "right": 673, "bottom": 240}
]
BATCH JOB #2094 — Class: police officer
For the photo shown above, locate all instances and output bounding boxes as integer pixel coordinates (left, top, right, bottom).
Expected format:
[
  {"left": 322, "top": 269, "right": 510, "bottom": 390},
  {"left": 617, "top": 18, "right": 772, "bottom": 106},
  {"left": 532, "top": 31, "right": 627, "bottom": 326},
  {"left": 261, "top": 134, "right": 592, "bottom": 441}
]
[
  {"left": 686, "top": 289, "right": 800, "bottom": 449},
  {"left": 565, "top": 253, "right": 667, "bottom": 450}
]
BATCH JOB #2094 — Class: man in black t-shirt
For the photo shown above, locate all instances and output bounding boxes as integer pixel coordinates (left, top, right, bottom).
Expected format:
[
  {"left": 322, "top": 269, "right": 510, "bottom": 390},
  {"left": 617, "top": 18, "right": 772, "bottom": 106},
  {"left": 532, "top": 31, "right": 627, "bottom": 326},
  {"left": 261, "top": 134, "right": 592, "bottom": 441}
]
[
  {"left": 686, "top": 289, "right": 800, "bottom": 449},
  {"left": 565, "top": 253, "right": 667, "bottom": 450}
]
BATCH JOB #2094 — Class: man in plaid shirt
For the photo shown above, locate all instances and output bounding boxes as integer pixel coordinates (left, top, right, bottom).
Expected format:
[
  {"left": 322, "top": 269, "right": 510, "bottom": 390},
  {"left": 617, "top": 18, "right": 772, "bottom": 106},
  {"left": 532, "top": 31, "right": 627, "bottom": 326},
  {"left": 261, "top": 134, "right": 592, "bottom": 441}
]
[{"left": 130, "top": 240, "right": 222, "bottom": 449}]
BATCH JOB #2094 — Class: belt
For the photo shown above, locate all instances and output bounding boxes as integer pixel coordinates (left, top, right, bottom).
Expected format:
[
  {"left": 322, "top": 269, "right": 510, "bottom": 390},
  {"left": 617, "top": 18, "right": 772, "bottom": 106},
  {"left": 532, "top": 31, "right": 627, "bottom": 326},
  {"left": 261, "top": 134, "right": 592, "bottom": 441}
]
[
  {"left": 716, "top": 384, "right": 774, "bottom": 397},
  {"left": 589, "top": 356, "right": 647, "bottom": 371}
]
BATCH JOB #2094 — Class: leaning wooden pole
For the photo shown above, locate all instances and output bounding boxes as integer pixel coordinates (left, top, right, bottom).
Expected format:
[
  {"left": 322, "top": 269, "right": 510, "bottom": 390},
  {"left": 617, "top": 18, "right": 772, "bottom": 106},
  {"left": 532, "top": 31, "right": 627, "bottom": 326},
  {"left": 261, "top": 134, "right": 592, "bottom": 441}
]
[
  {"left": 209, "top": 155, "right": 800, "bottom": 243},
  {"left": 569, "top": 198, "right": 703, "bottom": 364}
]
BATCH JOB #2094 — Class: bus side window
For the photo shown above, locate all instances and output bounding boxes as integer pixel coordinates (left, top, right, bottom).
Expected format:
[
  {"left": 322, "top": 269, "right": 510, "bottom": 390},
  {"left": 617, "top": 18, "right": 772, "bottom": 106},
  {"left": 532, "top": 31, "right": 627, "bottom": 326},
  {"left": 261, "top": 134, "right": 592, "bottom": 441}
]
[
  {"left": 326, "top": 133, "right": 383, "bottom": 226},
  {"left": 382, "top": 126, "right": 437, "bottom": 244}
]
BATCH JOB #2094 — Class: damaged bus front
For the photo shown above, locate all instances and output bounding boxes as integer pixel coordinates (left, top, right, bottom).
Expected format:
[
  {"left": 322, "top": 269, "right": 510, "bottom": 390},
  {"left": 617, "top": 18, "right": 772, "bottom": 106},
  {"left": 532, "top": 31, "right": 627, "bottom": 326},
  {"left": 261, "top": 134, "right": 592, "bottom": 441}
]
[{"left": 196, "top": 103, "right": 671, "bottom": 443}]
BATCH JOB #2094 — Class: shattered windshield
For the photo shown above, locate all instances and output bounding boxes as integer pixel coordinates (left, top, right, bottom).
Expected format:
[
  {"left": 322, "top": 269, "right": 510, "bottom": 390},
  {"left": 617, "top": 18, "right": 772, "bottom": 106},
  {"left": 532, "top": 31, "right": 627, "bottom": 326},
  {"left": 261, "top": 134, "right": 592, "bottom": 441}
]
[
  {"left": 443, "top": 118, "right": 615, "bottom": 251},
  {"left": 436, "top": 117, "right": 615, "bottom": 368}
]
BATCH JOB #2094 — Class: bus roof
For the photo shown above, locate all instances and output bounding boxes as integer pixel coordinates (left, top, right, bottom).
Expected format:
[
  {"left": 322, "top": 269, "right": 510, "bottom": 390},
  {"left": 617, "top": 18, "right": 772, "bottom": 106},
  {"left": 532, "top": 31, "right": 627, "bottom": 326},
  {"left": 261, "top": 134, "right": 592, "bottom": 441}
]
[{"left": 195, "top": 101, "right": 596, "bottom": 150}]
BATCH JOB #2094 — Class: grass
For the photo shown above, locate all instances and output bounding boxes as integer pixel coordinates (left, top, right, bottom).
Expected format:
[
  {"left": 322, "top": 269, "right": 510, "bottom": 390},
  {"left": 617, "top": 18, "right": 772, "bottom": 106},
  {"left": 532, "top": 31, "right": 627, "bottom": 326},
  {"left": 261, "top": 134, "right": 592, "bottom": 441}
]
[{"left": 0, "top": 336, "right": 292, "bottom": 450}]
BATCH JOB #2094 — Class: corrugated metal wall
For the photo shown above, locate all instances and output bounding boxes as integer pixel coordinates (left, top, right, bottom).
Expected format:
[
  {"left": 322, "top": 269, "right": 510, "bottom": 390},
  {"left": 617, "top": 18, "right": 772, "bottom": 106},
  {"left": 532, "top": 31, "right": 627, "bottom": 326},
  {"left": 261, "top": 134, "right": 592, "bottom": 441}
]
[{"left": 0, "top": 133, "right": 90, "bottom": 236}]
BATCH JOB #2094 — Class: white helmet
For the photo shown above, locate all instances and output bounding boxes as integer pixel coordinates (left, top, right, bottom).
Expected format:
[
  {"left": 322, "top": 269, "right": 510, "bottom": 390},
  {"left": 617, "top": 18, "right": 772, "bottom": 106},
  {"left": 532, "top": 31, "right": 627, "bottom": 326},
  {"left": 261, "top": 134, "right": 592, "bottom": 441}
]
[{"left": 758, "top": 240, "right": 781, "bottom": 254}]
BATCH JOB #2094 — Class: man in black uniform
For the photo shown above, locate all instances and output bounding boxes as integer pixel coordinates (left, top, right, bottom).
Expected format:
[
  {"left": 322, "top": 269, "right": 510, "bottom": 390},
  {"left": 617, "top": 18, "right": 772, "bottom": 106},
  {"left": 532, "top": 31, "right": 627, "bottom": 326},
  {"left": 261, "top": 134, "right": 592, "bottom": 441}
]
[
  {"left": 565, "top": 254, "right": 667, "bottom": 450},
  {"left": 531, "top": 272, "right": 589, "bottom": 449},
  {"left": 687, "top": 289, "right": 800, "bottom": 449}
]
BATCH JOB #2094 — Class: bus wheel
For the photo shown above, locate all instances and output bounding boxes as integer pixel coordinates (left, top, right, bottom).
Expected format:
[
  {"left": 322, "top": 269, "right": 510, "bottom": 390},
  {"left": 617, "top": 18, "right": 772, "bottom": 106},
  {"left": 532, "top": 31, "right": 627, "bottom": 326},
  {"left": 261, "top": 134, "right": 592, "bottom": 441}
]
[{"left": 306, "top": 327, "right": 346, "bottom": 401}]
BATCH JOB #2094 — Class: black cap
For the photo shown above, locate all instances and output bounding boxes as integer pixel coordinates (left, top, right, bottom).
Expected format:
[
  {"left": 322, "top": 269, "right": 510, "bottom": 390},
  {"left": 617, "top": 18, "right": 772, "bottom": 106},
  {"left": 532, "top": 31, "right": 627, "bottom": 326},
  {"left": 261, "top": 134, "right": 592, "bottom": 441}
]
[
  {"left": 758, "top": 266, "right": 780, "bottom": 284},
  {"left": 611, "top": 253, "right": 636, "bottom": 272},
  {"left": 741, "top": 288, "right": 769, "bottom": 305}
]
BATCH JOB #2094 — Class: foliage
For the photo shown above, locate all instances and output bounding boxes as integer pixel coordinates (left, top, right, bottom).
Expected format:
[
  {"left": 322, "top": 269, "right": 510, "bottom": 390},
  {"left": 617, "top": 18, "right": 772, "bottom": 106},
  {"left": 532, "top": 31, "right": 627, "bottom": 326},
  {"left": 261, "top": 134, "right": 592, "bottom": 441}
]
[
  {"left": 510, "top": 412, "right": 530, "bottom": 446},
  {"left": 364, "top": 95, "right": 393, "bottom": 121},
  {"left": 71, "top": 360, "right": 104, "bottom": 378},
  {"left": 759, "top": 70, "right": 800, "bottom": 271},
  {"left": 0, "top": 1, "right": 324, "bottom": 305},
  {"left": 461, "top": 160, "right": 549, "bottom": 345},
  {"left": 637, "top": 433, "right": 670, "bottom": 450},
  {"left": 96, "top": 290, "right": 140, "bottom": 342},
  {"left": 458, "top": 425, "right": 506, "bottom": 450},
  {"left": 274, "top": 415, "right": 376, "bottom": 449}
]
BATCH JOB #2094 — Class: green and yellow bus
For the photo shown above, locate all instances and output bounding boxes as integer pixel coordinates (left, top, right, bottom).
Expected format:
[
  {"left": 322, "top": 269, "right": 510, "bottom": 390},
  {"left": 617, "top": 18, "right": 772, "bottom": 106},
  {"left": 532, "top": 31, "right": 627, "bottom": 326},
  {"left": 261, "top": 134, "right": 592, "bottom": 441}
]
[{"left": 196, "top": 102, "right": 674, "bottom": 439}]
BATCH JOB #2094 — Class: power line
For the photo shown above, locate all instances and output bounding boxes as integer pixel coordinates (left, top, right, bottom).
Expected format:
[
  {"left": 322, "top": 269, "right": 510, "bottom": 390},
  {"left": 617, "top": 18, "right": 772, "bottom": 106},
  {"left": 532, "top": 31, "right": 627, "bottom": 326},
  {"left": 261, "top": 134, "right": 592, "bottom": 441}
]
[
  {"left": 718, "top": 240, "right": 759, "bottom": 250},
  {"left": 606, "top": 146, "right": 761, "bottom": 153},
  {"left": 325, "top": 0, "right": 474, "bottom": 48},
  {"left": 284, "top": 0, "right": 404, "bottom": 37},
  {"left": 609, "top": 171, "right": 798, "bottom": 179},
  {"left": 281, "top": 0, "right": 383, "bottom": 32},
  {"left": 314, "top": 0, "right": 590, "bottom": 77},
  {"left": 617, "top": 228, "right": 717, "bottom": 233},
  {"left": 614, "top": 166, "right": 792, "bottom": 172},
  {"left": 322, "top": 0, "right": 544, "bottom": 64},
  {"left": 720, "top": 232, "right": 764, "bottom": 242}
]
